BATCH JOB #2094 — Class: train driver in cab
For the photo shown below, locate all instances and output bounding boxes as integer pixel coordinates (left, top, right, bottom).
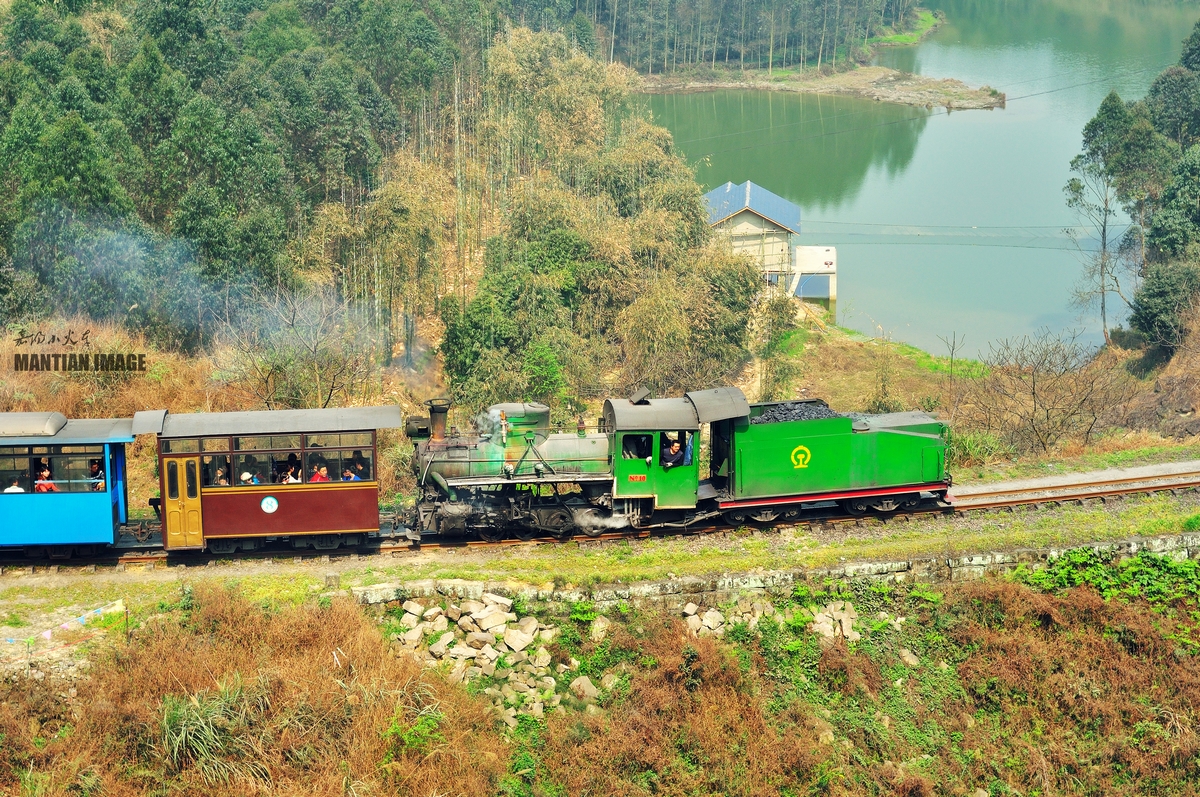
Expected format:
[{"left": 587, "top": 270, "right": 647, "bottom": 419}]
[{"left": 662, "top": 439, "right": 685, "bottom": 468}]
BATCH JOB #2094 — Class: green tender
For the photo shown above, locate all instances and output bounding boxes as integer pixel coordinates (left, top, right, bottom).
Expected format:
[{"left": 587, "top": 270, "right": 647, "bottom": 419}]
[{"left": 730, "top": 410, "right": 947, "bottom": 501}]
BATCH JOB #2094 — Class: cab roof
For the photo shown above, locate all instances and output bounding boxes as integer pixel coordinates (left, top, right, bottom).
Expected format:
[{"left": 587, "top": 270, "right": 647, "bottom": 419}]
[{"left": 602, "top": 387, "right": 750, "bottom": 432}]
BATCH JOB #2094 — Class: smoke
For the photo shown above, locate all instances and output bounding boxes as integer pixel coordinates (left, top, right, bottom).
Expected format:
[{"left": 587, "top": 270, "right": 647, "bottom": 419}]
[
  {"left": 471, "top": 407, "right": 506, "bottom": 437},
  {"left": 572, "top": 507, "right": 631, "bottom": 530},
  {"left": 12, "top": 201, "right": 211, "bottom": 350}
]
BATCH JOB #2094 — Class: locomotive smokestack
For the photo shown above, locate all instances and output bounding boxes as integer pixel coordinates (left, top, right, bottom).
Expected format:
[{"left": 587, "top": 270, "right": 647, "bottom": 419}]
[{"left": 426, "top": 398, "right": 451, "bottom": 442}]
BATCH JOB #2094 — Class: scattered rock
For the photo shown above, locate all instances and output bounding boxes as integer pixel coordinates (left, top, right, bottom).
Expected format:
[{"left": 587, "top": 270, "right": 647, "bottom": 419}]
[
  {"left": 682, "top": 602, "right": 699, "bottom": 616},
  {"left": 701, "top": 609, "right": 725, "bottom": 630},
  {"left": 457, "top": 616, "right": 480, "bottom": 634},
  {"left": 818, "top": 729, "right": 835, "bottom": 745},
  {"left": 973, "top": 791, "right": 989, "bottom": 797},
  {"left": 531, "top": 647, "right": 552, "bottom": 668},
  {"left": 467, "top": 632, "right": 497, "bottom": 649},
  {"left": 448, "top": 646, "right": 478, "bottom": 659},
  {"left": 570, "top": 676, "right": 600, "bottom": 702},
  {"left": 460, "top": 600, "right": 486, "bottom": 615},
  {"left": 477, "top": 612, "right": 509, "bottom": 632},
  {"left": 482, "top": 592, "right": 513, "bottom": 609},
  {"left": 685, "top": 615, "right": 703, "bottom": 633},
  {"left": 402, "top": 600, "right": 425, "bottom": 616},
  {"left": 899, "top": 649, "right": 920, "bottom": 667},
  {"left": 445, "top": 604, "right": 462, "bottom": 621},
  {"left": 589, "top": 616, "right": 611, "bottom": 642},
  {"left": 422, "top": 606, "right": 443, "bottom": 620},
  {"left": 517, "top": 616, "right": 539, "bottom": 636},
  {"left": 430, "top": 615, "right": 449, "bottom": 633},
  {"left": 401, "top": 626, "right": 424, "bottom": 644},
  {"left": 505, "top": 628, "right": 535, "bottom": 653},
  {"left": 479, "top": 644, "right": 500, "bottom": 662},
  {"left": 428, "top": 632, "right": 455, "bottom": 658},
  {"left": 601, "top": 673, "right": 618, "bottom": 690},
  {"left": 530, "top": 702, "right": 544, "bottom": 719},
  {"left": 399, "top": 612, "right": 420, "bottom": 629}
]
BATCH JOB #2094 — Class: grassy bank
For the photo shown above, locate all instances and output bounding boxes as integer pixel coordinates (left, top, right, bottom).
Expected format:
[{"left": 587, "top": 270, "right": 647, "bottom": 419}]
[{"left": 4, "top": 550, "right": 1200, "bottom": 795}]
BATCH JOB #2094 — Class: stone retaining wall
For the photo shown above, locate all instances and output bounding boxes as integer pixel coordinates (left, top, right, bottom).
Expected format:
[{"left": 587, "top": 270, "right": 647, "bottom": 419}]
[{"left": 351, "top": 531, "right": 1200, "bottom": 611}]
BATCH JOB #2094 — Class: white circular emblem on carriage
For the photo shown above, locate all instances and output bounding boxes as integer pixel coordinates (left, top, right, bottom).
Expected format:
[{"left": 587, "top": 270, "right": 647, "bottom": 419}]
[{"left": 260, "top": 495, "right": 279, "bottom": 514}]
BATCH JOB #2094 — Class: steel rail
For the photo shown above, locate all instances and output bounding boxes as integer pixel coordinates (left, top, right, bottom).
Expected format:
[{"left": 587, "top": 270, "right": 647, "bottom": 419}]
[{"left": 952, "top": 468, "right": 1200, "bottom": 501}]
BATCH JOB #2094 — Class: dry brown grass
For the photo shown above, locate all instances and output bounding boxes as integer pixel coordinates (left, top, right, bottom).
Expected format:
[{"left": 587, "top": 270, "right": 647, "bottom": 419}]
[
  {"left": 540, "top": 621, "right": 826, "bottom": 796},
  {"left": 948, "top": 580, "right": 1200, "bottom": 795},
  {"left": 0, "top": 584, "right": 508, "bottom": 796}
]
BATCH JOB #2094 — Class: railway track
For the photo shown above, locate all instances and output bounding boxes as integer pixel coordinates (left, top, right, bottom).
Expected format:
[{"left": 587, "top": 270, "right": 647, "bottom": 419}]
[{"left": 4, "top": 463, "right": 1200, "bottom": 571}]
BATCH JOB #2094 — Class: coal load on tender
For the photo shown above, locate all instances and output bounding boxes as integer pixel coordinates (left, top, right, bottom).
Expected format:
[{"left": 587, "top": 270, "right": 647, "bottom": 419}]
[{"left": 750, "top": 401, "right": 844, "bottom": 424}]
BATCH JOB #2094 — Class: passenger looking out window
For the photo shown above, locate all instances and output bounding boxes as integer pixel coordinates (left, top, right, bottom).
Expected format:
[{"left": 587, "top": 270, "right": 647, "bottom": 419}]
[
  {"left": 342, "top": 466, "right": 361, "bottom": 482},
  {"left": 4, "top": 478, "right": 23, "bottom": 493},
  {"left": 34, "top": 467, "right": 59, "bottom": 492},
  {"left": 88, "top": 460, "right": 106, "bottom": 491},
  {"left": 309, "top": 464, "right": 331, "bottom": 483}
]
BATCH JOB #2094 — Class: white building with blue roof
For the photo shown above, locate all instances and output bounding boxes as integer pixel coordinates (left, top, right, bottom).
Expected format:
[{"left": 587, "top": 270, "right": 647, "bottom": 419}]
[{"left": 704, "top": 181, "right": 836, "bottom": 316}]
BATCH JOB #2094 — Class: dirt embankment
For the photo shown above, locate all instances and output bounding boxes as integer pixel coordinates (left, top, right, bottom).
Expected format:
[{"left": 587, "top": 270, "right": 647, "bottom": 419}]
[{"left": 642, "top": 65, "right": 1006, "bottom": 110}]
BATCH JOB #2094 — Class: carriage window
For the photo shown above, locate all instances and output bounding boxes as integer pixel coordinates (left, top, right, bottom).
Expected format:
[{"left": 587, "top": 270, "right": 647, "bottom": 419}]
[
  {"left": 162, "top": 438, "right": 199, "bottom": 454},
  {"left": 321, "top": 450, "right": 373, "bottom": 481},
  {"left": 0, "top": 456, "right": 29, "bottom": 493},
  {"left": 185, "top": 460, "right": 198, "bottom": 499},
  {"left": 166, "top": 461, "right": 179, "bottom": 500},
  {"left": 621, "top": 434, "right": 652, "bottom": 459},
  {"left": 235, "top": 435, "right": 300, "bottom": 451},
  {"left": 31, "top": 453, "right": 106, "bottom": 493},
  {"left": 201, "top": 455, "right": 231, "bottom": 487},
  {"left": 202, "top": 438, "right": 230, "bottom": 452},
  {"left": 305, "top": 433, "right": 373, "bottom": 448}
]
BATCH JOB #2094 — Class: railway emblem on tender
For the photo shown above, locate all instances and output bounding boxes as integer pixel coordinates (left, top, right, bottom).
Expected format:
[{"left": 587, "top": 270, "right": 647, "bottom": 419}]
[{"left": 790, "top": 445, "right": 812, "bottom": 469}]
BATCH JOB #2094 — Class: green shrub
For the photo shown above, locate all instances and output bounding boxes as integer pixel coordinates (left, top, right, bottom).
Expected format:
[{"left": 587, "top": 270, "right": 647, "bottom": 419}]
[
  {"left": 946, "top": 428, "right": 1015, "bottom": 467},
  {"left": 1129, "top": 261, "right": 1200, "bottom": 351},
  {"left": 159, "top": 675, "right": 271, "bottom": 785}
]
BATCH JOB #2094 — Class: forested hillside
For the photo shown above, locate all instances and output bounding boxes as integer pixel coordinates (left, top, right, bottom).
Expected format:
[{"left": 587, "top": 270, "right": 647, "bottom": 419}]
[
  {"left": 2, "top": 0, "right": 833, "bottom": 414},
  {"left": 1073, "top": 18, "right": 1200, "bottom": 352}
]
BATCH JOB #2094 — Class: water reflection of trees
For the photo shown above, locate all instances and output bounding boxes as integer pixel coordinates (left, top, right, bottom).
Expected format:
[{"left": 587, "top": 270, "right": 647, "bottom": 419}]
[
  {"left": 652, "top": 91, "right": 930, "bottom": 210},
  {"left": 924, "top": 0, "right": 1197, "bottom": 53}
]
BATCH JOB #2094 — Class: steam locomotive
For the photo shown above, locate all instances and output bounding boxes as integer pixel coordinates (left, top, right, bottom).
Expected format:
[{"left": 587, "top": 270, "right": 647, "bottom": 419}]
[{"left": 0, "top": 387, "right": 950, "bottom": 556}]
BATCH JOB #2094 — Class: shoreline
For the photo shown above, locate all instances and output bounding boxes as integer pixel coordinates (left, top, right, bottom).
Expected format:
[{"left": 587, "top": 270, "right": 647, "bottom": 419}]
[{"left": 640, "top": 65, "right": 1006, "bottom": 110}]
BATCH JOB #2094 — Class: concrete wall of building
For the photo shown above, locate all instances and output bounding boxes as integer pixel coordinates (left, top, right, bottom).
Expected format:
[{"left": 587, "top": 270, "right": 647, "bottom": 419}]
[{"left": 716, "top": 210, "right": 793, "bottom": 272}]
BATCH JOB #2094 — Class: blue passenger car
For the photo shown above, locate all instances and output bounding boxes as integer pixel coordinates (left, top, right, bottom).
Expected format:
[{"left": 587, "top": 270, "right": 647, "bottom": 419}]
[{"left": 0, "top": 413, "right": 133, "bottom": 556}]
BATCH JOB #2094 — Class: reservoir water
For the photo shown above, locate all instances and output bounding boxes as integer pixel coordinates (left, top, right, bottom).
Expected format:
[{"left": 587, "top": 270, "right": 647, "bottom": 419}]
[{"left": 647, "top": 0, "right": 1200, "bottom": 355}]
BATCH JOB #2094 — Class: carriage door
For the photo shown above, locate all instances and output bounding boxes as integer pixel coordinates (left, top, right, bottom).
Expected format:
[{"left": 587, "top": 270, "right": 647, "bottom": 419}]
[{"left": 164, "top": 457, "right": 204, "bottom": 549}]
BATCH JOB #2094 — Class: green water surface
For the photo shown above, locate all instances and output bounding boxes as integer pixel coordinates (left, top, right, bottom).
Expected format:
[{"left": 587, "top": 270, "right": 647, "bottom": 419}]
[{"left": 648, "top": 0, "right": 1200, "bottom": 354}]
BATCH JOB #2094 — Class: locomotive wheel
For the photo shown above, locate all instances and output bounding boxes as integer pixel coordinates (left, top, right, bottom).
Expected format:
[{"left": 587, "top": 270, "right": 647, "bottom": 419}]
[
  {"left": 540, "top": 508, "right": 574, "bottom": 538},
  {"left": 581, "top": 523, "right": 604, "bottom": 538},
  {"left": 723, "top": 511, "right": 748, "bottom": 526},
  {"left": 512, "top": 526, "right": 539, "bottom": 542},
  {"left": 841, "top": 499, "right": 869, "bottom": 516},
  {"left": 476, "top": 526, "right": 504, "bottom": 543}
]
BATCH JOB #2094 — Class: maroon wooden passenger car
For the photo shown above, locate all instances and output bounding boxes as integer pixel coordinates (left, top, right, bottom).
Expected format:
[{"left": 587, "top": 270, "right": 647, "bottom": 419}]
[{"left": 132, "top": 406, "right": 403, "bottom": 552}]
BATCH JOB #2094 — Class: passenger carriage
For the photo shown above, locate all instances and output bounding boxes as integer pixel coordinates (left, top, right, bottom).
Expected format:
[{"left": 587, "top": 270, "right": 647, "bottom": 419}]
[
  {"left": 132, "top": 406, "right": 402, "bottom": 553},
  {"left": 0, "top": 412, "right": 133, "bottom": 557}
]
